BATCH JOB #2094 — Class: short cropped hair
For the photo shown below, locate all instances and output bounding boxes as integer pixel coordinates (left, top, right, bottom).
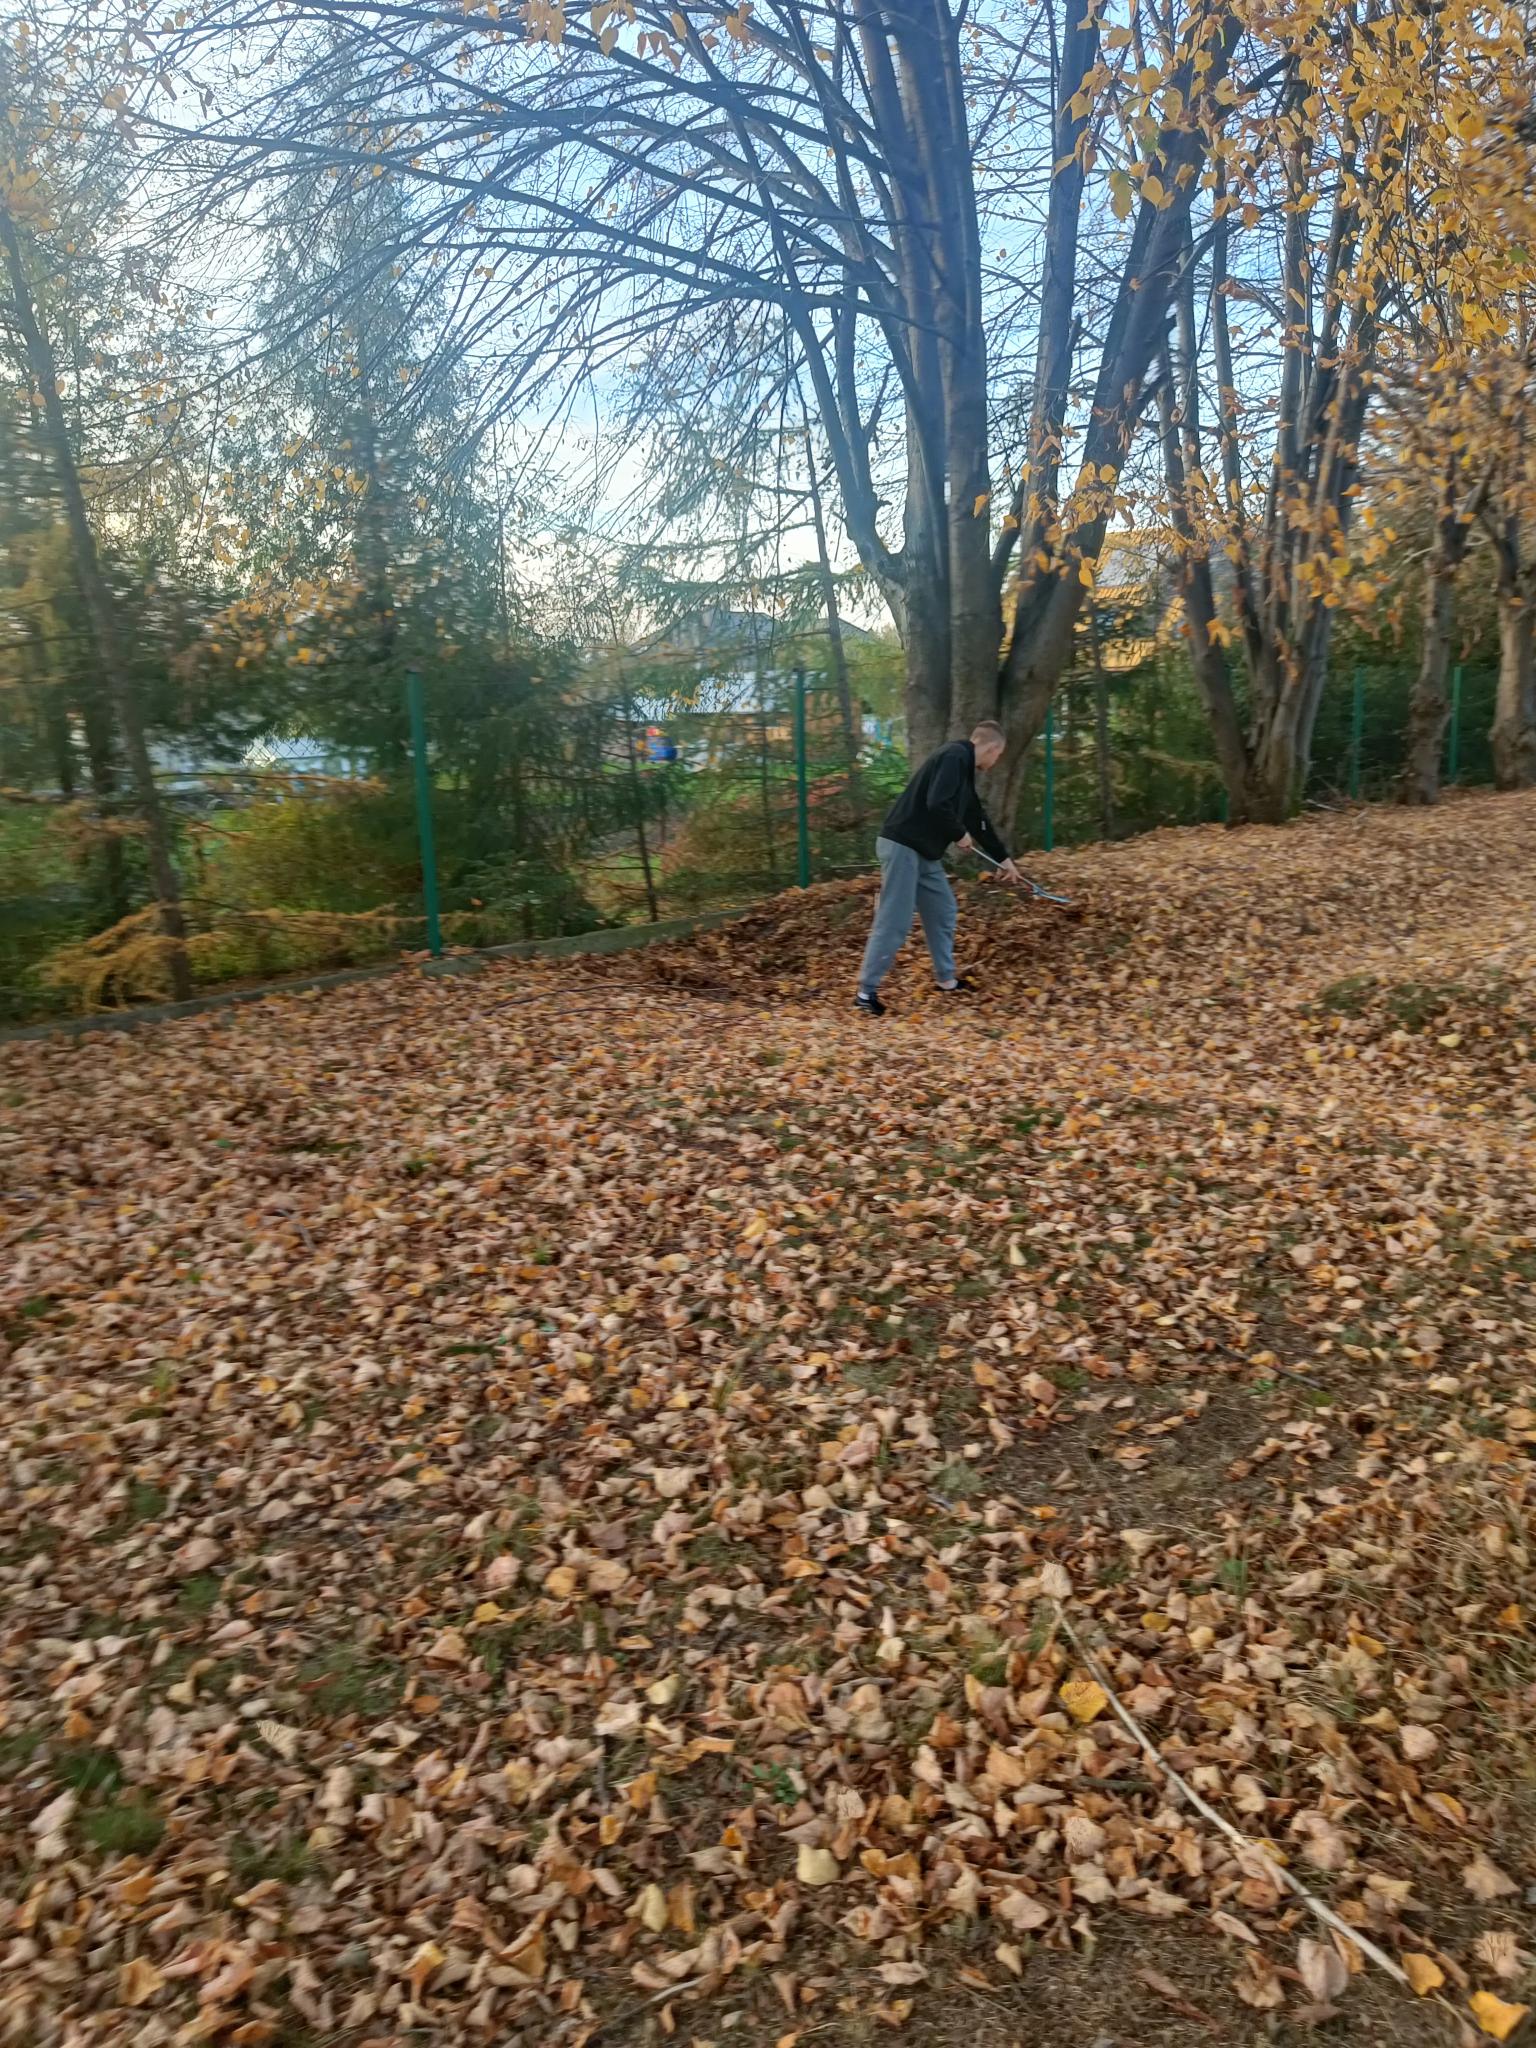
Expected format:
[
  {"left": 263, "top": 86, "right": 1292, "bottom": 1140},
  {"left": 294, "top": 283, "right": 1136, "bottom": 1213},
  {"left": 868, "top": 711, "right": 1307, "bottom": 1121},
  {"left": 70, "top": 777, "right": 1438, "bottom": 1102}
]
[{"left": 971, "top": 720, "right": 1005, "bottom": 747}]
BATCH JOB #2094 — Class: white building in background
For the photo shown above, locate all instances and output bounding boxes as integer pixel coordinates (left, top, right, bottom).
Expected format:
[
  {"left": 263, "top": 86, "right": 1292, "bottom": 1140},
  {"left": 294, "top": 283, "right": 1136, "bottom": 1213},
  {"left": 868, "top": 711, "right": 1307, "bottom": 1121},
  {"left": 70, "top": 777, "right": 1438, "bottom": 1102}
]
[
  {"left": 140, "top": 731, "right": 370, "bottom": 804},
  {"left": 240, "top": 733, "right": 371, "bottom": 781},
  {"left": 624, "top": 606, "right": 895, "bottom": 763}
]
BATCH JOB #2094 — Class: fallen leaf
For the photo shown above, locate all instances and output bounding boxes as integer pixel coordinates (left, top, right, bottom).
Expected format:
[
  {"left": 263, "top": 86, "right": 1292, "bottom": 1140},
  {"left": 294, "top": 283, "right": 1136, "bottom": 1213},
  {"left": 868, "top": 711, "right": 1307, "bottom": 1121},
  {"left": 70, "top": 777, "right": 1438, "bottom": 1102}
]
[
  {"left": 1213, "top": 1909, "right": 1260, "bottom": 1946},
  {"left": 1403, "top": 1954, "right": 1445, "bottom": 1996},
  {"left": 1278, "top": 1568, "right": 1327, "bottom": 1600},
  {"left": 1060, "top": 1678, "right": 1108, "bottom": 1724},
  {"left": 1470, "top": 1991, "right": 1531, "bottom": 2042},
  {"left": 1297, "top": 1938, "right": 1349, "bottom": 2004},
  {"left": 408, "top": 1941, "right": 445, "bottom": 2000},
  {"left": 986, "top": 1742, "right": 1028, "bottom": 1787},
  {"left": 876, "top": 1959, "right": 928, "bottom": 1985},
  {"left": 118, "top": 1957, "right": 164, "bottom": 2006},
  {"left": 256, "top": 1720, "right": 301, "bottom": 1763},
  {"left": 29, "top": 1789, "right": 75, "bottom": 1838},
  {"left": 995, "top": 1890, "right": 1051, "bottom": 1932},
  {"left": 1292, "top": 1810, "right": 1350, "bottom": 1871},
  {"left": 1234, "top": 1952, "right": 1285, "bottom": 2009},
  {"left": 796, "top": 1844, "right": 840, "bottom": 1887},
  {"left": 1464, "top": 1852, "right": 1519, "bottom": 1901},
  {"left": 1475, "top": 1932, "right": 1525, "bottom": 1981},
  {"left": 200, "top": 1954, "right": 255, "bottom": 2005},
  {"left": 1063, "top": 1812, "right": 1106, "bottom": 1859}
]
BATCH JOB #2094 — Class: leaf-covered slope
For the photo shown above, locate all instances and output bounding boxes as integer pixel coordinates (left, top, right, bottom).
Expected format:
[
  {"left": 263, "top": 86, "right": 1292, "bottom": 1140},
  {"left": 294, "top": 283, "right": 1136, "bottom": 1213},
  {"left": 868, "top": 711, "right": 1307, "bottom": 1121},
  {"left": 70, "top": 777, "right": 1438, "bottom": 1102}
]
[{"left": 2, "top": 792, "right": 1534, "bottom": 2047}]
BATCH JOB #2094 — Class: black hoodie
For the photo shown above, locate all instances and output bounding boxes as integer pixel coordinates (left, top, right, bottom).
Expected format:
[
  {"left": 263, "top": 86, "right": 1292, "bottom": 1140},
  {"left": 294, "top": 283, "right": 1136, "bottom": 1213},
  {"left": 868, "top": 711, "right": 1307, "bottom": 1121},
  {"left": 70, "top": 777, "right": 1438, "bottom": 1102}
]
[{"left": 880, "top": 741, "right": 1009, "bottom": 864}]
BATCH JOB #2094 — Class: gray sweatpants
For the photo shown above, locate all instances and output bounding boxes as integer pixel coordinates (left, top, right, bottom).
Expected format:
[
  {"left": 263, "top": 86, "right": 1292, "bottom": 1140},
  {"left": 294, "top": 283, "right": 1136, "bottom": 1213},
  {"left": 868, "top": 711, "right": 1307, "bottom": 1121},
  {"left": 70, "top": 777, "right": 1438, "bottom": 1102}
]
[{"left": 858, "top": 836, "right": 957, "bottom": 994}]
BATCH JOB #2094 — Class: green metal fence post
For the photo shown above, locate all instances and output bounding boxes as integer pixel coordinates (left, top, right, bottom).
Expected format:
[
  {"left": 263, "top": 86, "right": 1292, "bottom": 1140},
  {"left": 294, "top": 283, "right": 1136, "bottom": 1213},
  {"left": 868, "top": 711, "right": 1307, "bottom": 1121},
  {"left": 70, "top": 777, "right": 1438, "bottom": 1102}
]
[
  {"left": 1448, "top": 664, "right": 1463, "bottom": 785},
  {"left": 793, "top": 666, "right": 811, "bottom": 888},
  {"left": 1042, "top": 699, "right": 1056, "bottom": 852},
  {"left": 405, "top": 665, "right": 443, "bottom": 959},
  {"left": 1348, "top": 664, "right": 1364, "bottom": 799}
]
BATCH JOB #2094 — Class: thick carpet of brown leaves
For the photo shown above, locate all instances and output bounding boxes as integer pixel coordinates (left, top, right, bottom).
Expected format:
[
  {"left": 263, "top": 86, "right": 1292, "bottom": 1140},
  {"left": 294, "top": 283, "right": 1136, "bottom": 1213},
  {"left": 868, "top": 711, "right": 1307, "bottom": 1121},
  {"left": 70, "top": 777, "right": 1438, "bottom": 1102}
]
[{"left": 4, "top": 791, "right": 1536, "bottom": 2048}]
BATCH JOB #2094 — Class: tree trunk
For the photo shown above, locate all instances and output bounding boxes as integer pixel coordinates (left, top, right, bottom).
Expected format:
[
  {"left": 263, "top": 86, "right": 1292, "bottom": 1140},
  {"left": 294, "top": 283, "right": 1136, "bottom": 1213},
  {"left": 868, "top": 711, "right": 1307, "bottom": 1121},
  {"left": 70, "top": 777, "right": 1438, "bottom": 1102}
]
[
  {"left": 1247, "top": 699, "right": 1304, "bottom": 824},
  {"left": 623, "top": 692, "right": 659, "bottom": 922},
  {"left": 1493, "top": 581, "right": 1536, "bottom": 790},
  {"left": 986, "top": 0, "right": 1098, "bottom": 809},
  {"left": 992, "top": 19, "right": 1239, "bottom": 833},
  {"left": 80, "top": 693, "right": 128, "bottom": 926},
  {"left": 988, "top": 668, "right": 1053, "bottom": 834},
  {"left": 903, "top": 576, "right": 952, "bottom": 768},
  {"left": 1401, "top": 539, "right": 1457, "bottom": 805},
  {"left": 1157, "top": 358, "right": 1253, "bottom": 822},
  {"left": 946, "top": 345, "right": 1001, "bottom": 737},
  {"left": 0, "top": 201, "right": 191, "bottom": 999},
  {"left": 1293, "top": 602, "right": 1337, "bottom": 787}
]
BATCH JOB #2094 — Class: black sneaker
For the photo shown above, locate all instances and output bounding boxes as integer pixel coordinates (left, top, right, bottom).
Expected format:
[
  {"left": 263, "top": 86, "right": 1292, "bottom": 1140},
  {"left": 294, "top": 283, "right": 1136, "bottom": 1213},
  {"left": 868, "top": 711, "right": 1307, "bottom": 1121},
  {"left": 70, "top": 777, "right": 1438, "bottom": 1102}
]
[
  {"left": 936, "top": 974, "right": 975, "bottom": 994},
  {"left": 855, "top": 990, "right": 887, "bottom": 1017}
]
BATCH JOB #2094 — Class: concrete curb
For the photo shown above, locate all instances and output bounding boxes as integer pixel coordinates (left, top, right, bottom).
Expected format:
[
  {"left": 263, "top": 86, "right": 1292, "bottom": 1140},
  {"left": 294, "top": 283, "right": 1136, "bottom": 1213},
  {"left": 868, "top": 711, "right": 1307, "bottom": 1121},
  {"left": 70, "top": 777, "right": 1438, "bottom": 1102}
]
[{"left": 0, "top": 906, "right": 751, "bottom": 1047}]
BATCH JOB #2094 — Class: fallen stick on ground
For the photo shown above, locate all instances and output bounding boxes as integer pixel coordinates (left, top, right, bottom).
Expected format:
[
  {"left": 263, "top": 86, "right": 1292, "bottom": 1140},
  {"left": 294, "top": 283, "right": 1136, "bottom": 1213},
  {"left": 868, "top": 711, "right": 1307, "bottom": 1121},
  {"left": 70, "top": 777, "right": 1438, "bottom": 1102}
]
[
  {"left": 1051, "top": 1602, "right": 1413, "bottom": 1991},
  {"left": 579, "top": 1975, "right": 705, "bottom": 2044}
]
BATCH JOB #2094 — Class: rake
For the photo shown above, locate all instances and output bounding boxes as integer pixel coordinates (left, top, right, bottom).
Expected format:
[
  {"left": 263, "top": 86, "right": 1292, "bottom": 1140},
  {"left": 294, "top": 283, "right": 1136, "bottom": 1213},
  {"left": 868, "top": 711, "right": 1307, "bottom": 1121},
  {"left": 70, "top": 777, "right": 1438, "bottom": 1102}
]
[{"left": 968, "top": 845, "right": 1073, "bottom": 906}]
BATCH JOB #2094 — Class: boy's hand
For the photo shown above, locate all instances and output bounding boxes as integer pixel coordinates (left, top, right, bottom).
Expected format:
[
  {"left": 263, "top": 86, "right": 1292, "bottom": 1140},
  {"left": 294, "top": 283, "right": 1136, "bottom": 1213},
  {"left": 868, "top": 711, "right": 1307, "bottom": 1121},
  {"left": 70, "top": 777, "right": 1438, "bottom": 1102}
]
[
  {"left": 998, "top": 858, "right": 1024, "bottom": 885},
  {"left": 956, "top": 833, "right": 974, "bottom": 853}
]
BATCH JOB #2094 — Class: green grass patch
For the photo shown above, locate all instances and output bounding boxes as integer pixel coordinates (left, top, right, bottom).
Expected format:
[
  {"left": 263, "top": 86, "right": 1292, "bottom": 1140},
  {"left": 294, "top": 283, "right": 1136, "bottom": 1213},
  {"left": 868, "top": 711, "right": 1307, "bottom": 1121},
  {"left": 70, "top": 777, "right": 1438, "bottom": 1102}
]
[
  {"left": 84, "top": 1793, "right": 164, "bottom": 1856},
  {"left": 475, "top": 1624, "right": 526, "bottom": 1680},
  {"left": 2, "top": 1520, "right": 62, "bottom": 1567},
  {"left": 126, "top": 1481, "right": 167, "bottom": 1525},
  {"left": 231, "top": 1832, "right": 315, "bottom": 1886},
  {"left": 297, "top": 1645, "right": 400, "bottom": 1720},
  {"left": 969, "top": 1644, "right": 1010, "bottom": 1686},
  {"left": 747, "top": 1760, "right": 797, "bottom": 1806},
  {"left": 932, "top": 1459, "right": 984, "bottom": 1500},
  {"left": 178, "top": 1573, "right": 224, "bottom": 1617},
  {"left": 1318, "top": 974, "right": 1376, "bottom": 1016},
  {"left": 1383, "top": 978, "right": 1460, "bottom": 1032},
  {"left": 3, "top": 1294, "right": 59, "bottom": 1345},
  {"left": 54, "top": 1745, "right": 125, "bottom": 1799},
  {"left": 1217, "top": 1556, "right": 1250, "bottom": 1598},
  {"left": 0, "top": 1729, "right": 43, "bottom": 1778}
]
